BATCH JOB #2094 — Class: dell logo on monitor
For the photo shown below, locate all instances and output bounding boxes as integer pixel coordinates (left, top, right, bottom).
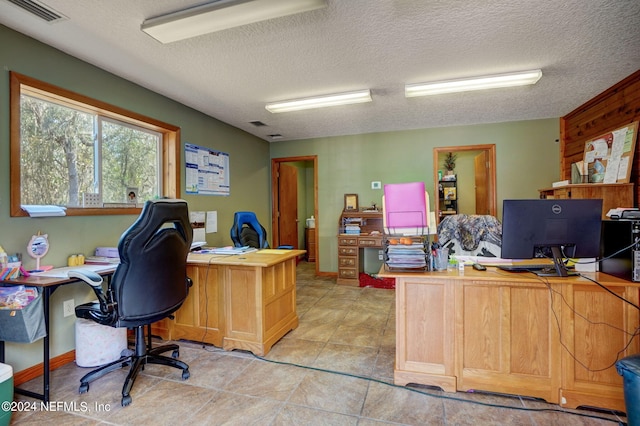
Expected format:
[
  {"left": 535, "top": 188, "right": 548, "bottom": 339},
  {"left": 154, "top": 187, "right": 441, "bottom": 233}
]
[{"left": 552, "top": 204, "right": 562, "bottom": 214}]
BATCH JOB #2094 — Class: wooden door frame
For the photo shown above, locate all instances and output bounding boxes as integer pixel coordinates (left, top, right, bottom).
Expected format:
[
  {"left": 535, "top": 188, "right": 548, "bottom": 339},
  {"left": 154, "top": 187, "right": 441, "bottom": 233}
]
[
  {"left": 433, "top": 145, "right": 497, "bottom": 222},
  {"left": 271, "top": 156, "right": 319, "bottom": 274}
]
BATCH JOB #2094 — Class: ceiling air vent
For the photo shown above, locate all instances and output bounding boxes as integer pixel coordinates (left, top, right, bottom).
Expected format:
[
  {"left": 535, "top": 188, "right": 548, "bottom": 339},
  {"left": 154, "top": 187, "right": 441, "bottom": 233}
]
[
  {"left": 249, "top": 121, "right": 267, "bottom": 127},
  {"left": 6, "top": 0, "right": 66, "bottom": 22}
]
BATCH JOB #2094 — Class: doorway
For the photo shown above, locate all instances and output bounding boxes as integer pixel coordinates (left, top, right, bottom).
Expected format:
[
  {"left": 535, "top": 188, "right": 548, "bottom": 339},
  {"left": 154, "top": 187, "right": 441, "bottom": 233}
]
[
  {"left": 271, "top": 156, "right": 318, "bottom": 274},
  {"left": 433, "top": 145, "right": 497, "bottom": 223}
]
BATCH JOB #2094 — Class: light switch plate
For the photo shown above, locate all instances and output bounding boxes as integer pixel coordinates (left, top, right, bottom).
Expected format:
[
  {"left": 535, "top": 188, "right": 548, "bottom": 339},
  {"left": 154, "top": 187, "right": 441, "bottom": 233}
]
[{"left": 371, "top": 181, "right": 381, "bottom": 189}]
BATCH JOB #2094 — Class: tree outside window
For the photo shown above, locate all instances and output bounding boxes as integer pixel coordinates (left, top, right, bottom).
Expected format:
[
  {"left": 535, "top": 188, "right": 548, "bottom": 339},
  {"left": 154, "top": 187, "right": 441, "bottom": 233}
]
[{"left": 10, "top": 72, "right": 180, "bottom": 216}]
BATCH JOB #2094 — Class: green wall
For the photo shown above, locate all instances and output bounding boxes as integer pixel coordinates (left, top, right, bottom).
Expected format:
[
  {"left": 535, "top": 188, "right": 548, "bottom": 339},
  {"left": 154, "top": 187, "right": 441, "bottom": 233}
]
[
  {"left": 270, "top": 119, "right": 561, "bottom": 273},
  {"left": 0, "top": 25, "right": 269, "bottom": 372}
]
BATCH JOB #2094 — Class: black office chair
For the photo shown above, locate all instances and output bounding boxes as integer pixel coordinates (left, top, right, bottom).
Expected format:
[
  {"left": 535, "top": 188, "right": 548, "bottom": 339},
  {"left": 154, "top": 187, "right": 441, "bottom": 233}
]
[{"left": 69, "top": 199, "right": 193, "bottom": 406}]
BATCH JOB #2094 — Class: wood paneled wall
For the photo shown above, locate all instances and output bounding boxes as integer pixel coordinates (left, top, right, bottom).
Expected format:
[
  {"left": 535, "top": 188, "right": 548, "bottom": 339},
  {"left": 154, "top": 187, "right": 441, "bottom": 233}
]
[{"left": 560, "top": 70, "right": 640, "bottom": 205}]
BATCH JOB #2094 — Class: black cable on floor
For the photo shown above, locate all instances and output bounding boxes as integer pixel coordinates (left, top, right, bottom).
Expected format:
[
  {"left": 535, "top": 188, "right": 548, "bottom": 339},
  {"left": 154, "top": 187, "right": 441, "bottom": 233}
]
[{"left": 248, "top": 352, "right": 626, "bottom": 425}]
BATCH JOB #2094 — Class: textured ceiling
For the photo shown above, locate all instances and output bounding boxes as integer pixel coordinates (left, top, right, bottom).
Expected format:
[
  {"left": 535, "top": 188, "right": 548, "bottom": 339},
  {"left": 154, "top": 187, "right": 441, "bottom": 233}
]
[{"left": 1, "top": 0, "right": 639, "bottom": 142}]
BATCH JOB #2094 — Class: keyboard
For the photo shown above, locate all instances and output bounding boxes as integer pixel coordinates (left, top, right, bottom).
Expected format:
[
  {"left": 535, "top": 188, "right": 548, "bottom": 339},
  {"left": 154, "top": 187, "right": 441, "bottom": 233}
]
[{"left": 498, "top": 264, "right": 556, "bottom": 272}]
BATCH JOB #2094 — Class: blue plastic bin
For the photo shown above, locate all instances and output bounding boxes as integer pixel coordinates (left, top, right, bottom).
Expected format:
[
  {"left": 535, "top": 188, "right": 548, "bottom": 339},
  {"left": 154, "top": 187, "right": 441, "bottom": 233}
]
[{"left": 616, "top": 354, "right": 640, "bottom": 426}]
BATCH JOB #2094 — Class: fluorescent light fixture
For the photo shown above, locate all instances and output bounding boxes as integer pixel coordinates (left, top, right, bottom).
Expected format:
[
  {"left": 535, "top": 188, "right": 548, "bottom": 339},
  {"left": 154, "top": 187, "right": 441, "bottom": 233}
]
[
  {"left": 405, "top": 69, "right": 543, "bottom": 97},
  {"left": 142, "top": 0, "right": 327, "bottom": 43},
  {"left": 266, "top": 90, "right": 372, "bottom": 113}
]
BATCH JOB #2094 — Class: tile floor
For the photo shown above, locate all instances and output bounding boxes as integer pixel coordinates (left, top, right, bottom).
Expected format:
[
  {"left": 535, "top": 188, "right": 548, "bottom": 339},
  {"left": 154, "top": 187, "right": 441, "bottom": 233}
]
[{"left": 10, "top": 262, "right": 627, "bottom": 425}]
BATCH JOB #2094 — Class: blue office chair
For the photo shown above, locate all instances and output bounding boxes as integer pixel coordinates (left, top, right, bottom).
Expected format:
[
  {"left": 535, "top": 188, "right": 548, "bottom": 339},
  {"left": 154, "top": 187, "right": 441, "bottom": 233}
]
[
  {"left": 230, "top": 211, "right": 269, "bottom": 248},
  {"left": 69, "top": 199, "right": 193, "bottom": 406},
  {"left": 230, "top": 211, "right": 294, "bottom": 249}
]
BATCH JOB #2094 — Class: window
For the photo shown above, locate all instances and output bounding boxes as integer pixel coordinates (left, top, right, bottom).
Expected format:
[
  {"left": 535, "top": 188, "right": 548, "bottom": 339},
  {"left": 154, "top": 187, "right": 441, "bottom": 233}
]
[{"left": 10, "top": 72, "right": 180, "bottom": 217}]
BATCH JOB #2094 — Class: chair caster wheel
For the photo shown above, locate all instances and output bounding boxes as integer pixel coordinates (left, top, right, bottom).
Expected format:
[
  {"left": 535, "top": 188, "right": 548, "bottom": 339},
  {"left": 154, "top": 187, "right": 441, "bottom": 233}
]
[
  {"left": 182, "top": 369, "right": 190, "bottom": 380},
  {"left": 121, "top": 395, "right": 132, "bottom": 406},
  {"left": 172, "top": 349, "right": 179, "bottom": 359},
  {"left": 79, "top": 383, "right": 89, "bottom": 394}
]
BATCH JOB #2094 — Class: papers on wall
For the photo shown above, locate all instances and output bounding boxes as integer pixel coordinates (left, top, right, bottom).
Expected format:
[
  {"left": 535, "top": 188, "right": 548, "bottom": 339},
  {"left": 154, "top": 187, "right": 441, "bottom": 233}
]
[
  {"left": 21, "top": 205, "right": 67, "bottom": 217},
  {"left": 190, "top": 210, "right": 207, "bottom": 243},
  {"left": 582, "top": 121, "right": 638, "bottom": 183},
  {"left": 206, "top": 211, "right": 217, "bottom": 233},
  {"left": 184, "top": 143, "right": 230, "bottom": 196},
  {"left": 193, "top": 228, "right": 206, "bottom": 244},
  {"left": 189, "top": 210, "right": 217, "bottom": 246}
]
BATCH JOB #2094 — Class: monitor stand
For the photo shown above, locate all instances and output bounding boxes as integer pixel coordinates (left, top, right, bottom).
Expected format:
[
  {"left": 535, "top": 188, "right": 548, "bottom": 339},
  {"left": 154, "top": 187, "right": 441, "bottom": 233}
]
[{"left": 534, "top": 246, "right": 579, "bottom": 277}]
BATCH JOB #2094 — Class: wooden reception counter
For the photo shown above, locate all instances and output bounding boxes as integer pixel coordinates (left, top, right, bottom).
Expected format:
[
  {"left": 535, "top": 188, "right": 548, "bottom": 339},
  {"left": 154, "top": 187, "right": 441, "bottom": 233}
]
[
  {"left": 154, "top": 249, "right": 303, "bottom": 356},
  {"left": 379, "top": 266, "right": 640, "bottom": 412}
]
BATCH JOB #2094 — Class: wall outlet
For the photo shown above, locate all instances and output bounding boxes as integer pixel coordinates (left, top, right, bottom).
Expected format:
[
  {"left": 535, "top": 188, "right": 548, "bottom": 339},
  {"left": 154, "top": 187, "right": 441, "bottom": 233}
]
[{"left": 63, "top": 299, "right": 75, "bottom": 317}]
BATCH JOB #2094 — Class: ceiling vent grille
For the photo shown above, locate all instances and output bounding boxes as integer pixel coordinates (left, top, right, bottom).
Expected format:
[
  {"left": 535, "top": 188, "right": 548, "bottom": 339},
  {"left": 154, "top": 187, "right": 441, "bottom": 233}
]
[{"left": 6, "top": 0, "right": 66, "bottom": 22}]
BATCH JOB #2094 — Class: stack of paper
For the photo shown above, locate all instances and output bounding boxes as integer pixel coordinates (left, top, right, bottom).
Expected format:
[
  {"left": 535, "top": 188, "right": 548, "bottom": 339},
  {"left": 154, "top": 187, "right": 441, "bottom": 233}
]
[
  {"left": 209, "top": 246, "right": 258, "bottom": 255},
  {"left": 21, "top": 205, "right": 67, "bottom": 217},
  {"left": 385, "top": 242, "right": 427, "bottom": 269}
]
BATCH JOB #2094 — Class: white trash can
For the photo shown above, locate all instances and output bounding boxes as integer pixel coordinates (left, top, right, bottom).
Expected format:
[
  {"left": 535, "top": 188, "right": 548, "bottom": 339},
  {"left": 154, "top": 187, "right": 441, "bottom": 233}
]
[{"left": 75, "top": 318, "right": 128, "bottom": 367}]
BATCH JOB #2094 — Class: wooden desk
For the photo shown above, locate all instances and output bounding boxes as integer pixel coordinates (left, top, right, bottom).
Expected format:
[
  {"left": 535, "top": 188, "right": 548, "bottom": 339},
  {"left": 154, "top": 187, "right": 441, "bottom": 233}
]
[
  {"left": 338, "top": 210, "right": 384, "bottom": 285},
  {"left": 155, "top": 249, "right": 303, "bottom": 356},
  {"left": 379, "top": 266, "right": 640, "bottom": 412},
  {"left": 0, "top": 265, "right": 116, "bottom": 402}
]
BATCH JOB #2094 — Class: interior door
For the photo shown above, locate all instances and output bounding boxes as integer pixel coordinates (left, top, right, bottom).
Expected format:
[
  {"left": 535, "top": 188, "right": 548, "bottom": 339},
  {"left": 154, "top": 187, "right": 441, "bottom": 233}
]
[
  {"left": 277, "top": 163, "right": 298, "bottom": 248},
  {"left": 433, "top": 145, "right": 496, "bottom": 223},
  {"left": 474, "top": 151, "right": 490, "bottom": 215}
]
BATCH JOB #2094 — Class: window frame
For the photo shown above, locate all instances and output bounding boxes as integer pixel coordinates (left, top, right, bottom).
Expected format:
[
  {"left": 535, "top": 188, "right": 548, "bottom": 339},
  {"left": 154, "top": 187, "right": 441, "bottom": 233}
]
[{"left": 10, "top": 72, "right": 181, "bottom": 217}]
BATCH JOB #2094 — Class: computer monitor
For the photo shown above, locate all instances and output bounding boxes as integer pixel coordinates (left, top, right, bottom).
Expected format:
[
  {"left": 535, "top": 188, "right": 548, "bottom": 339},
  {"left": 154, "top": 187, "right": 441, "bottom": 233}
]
[{"left": 501, "top": 199, "right": 603, "bottom": 277}]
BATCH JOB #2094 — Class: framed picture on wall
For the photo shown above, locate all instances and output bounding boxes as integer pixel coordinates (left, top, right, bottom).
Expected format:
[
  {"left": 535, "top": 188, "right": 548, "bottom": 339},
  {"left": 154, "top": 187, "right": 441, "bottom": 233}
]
[{"left": 344, "top": 194, "right": 358, "bottom": 211}]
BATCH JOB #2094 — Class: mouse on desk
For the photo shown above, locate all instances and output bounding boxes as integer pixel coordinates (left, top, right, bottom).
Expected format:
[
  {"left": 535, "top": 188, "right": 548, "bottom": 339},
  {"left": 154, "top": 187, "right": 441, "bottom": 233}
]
[{"left": 472, "top": 263, "right": 487, "bottom": 271}]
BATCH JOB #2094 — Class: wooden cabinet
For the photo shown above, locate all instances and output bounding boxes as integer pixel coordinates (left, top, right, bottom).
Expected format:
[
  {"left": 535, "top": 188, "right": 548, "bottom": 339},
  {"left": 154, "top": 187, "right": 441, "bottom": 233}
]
[
  {"left": 337, "top": 211, "right": 383, "bottom": 285},
  {"left": 457, "top": 279, "right": 561, "bottom": 402},
  {"left": 559, "top": 281, "right": 640, "bottom": 410},
  {"left": 157, "top": 250, "right": 302, "bottom": 356},
  {"left": 171, "top": 264, "right": 224, "bottom": 346},
  {"left": 305, "top": 228, "right": 316, "bottom": 262},
  {"left": 222, "top": 259, "right": 298, "bottom": 355},
  {"left": 381, "top": 267, "right": 640, "bottom": 412},
  {"left": 539, "top": 183, "right": 633, "bottom": 219},
  {"left": 337, "top": 235, "right": 360, "bottom": 283},
  {"left": 151, "top": 263, "right": 224, "bottom": 345}
]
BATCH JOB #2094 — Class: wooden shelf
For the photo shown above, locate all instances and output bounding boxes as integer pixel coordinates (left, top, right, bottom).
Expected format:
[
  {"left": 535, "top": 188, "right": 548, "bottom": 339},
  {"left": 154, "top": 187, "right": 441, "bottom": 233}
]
[
  {"left": 438, "top": 179, "right": 457, "bottom": 220},
  {"left": 539, "top": 183, "right": 633, "bottom": 219}
]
